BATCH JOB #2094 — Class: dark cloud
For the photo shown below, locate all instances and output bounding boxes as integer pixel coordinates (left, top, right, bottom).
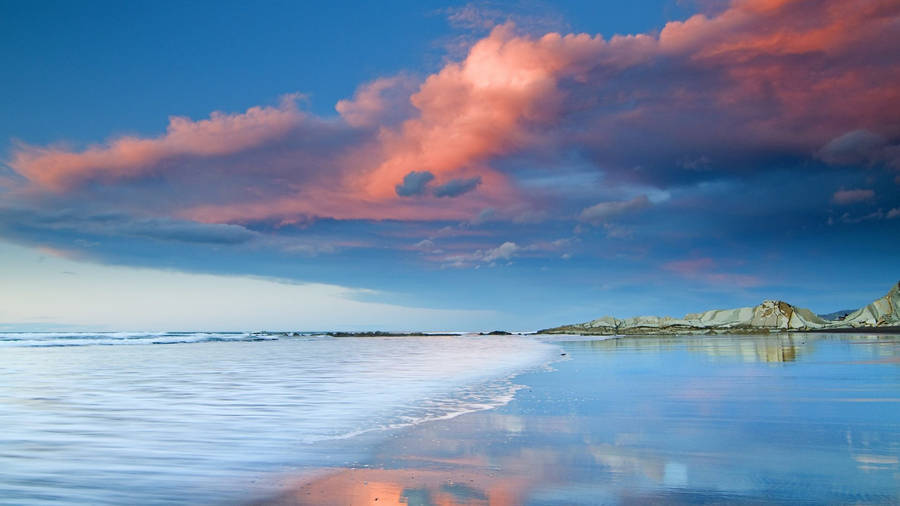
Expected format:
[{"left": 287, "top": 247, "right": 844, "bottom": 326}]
[
  {"left": 0, "top": 206, "right": 258, "bottom": 246},
  {"left": 818, "top": 130, "right": 900, "bottom": 170},
  {"left": 395, "top": 171, "right": 436, "bottom": 197},
  {"left": 433, "top": 176, "right": 482, "bottom": 198},
  {"left": 125, "top": 219, "right": 258, "bottom": 245}
]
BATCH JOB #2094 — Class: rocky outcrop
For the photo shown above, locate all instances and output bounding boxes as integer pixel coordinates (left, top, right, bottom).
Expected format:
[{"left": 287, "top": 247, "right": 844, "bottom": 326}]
[
  {"left": 686, "top": 300, "right": 830, "bottom": 330},
  {"left": 841, "top": 281, "right": 900, "bottom": 327},
  {"left": 539, "top": 281, "right": 899, "bottom": 335}
]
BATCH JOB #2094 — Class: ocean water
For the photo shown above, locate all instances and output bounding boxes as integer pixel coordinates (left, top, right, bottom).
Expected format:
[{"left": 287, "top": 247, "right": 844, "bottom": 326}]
[
  {"left": 0, "top": 333, "right": 558, "bottom": 504},
  {"left": 326, "top": 333, "right": 899, "bottom": 505},
  {"left": 4, "top": 332, "right": 899, "bottom": 505},
  {"left": 518, "top": 334, "right": 900, "bottom": 504}
]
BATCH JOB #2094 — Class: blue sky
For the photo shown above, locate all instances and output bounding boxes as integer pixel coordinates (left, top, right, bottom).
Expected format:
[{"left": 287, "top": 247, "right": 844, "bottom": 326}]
[
  {"left": 1, "top": 0, "right": 898, "bottom": 330},
  {"left": 1, "top": 0, "right": 689, "bottom": 146}
]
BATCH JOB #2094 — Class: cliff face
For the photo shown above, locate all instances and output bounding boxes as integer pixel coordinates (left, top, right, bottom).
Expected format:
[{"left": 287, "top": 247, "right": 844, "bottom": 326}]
[
  {"left": 540, "top": 281, "right": 899, "bottom": 335},
  {"left": 685, "top": 300, "right": 830, "bottom": 330},
  {"left": 841, "top": 281, "right": 900, "bottom": 327}
]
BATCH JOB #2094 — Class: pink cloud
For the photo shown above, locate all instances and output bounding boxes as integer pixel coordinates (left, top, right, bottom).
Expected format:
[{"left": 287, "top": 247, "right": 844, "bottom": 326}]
[
  {"left": 335, "top": 76, "right": 417, "bottom": 128},
  {"left": 360, "top": 0, "right": 900, "bottom": 201},
  {"left": 183, "top": 191, "right": 484, "bottom": 223},
  {"left": 664, "top": 257, "right": 761, "bottom": 287},
  {"left": 6, "top": 0, "right": 899, "bottom": 227},
  {"left": 361, "top": 23, "right": 649, "bottom": 199},
  {"left": 832, "top": 188, "right": 875, "bottom": 205},
  {"left": 12, "top": 95, "right": 304, "bottom": 191},
  {"left": 664, "top": 257, "right": 716, "bottom": 276},
  {"left": 35, "top": 245, "right": 83, "bottom": 260}
]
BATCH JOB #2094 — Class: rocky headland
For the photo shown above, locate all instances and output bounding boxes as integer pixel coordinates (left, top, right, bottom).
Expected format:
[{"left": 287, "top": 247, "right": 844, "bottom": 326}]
[{"left": 539, "top": 281, "right": 900, "bottom": 335}]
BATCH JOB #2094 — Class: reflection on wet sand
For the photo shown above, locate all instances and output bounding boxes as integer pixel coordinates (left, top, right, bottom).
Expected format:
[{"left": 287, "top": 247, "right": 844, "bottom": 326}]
[
  {"left": 273, "top": 466, "right": 522, "bottom": 505},
  {"left": 262, "top": 334, "right": 900, "bottom": 505},
  {"left": 264, "top": 412, "right": 692, "bottom": 505},
  {"left": 572, "top": 333, "right": 900, "bottom": 363},
  {"left": 263, "top": 414, "right": 551, "bottom": 505}
]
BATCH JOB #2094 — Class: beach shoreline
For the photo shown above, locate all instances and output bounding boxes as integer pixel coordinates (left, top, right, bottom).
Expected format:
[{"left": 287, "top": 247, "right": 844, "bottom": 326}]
[{"left": 257, "top": 332, "right": 900, "bottom": 505}]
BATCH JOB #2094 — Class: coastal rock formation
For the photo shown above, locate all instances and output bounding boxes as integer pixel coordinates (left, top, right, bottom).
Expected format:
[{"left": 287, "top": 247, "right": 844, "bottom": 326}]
[
  {"left": 841, "top": 281, "right": 900, "bottom": 327},
  {"left": 539, "top": 281, "right": 899, "bottom": 335},
  {"left": 686, "top": 300, "right": 829, "bottom": 330}
]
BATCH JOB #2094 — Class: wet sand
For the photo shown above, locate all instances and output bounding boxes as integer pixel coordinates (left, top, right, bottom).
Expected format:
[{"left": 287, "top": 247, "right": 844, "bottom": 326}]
[{"left": 260, "top": 334, "right": 900, "bottom": 505}]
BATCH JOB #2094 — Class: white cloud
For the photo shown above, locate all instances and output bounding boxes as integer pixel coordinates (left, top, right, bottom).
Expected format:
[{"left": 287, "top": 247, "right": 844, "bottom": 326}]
[
  {"left": 483, "top": 241, "right": 519, "bottom": 262},
  {"left": 441, "top": 241, "right": 521, "bottom": 268},
  {"left": 579, "top": 195, "right": 650, "bottom": 225}
]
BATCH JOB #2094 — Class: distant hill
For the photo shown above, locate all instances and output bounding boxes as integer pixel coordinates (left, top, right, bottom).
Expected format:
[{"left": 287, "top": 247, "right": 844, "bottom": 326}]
[{"left": 540, "top": 281, "right": 900, "bottom": 335}]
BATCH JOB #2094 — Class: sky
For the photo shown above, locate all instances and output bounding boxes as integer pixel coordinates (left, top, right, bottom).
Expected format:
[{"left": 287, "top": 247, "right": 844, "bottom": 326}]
[{"left": 1, "top": 0, "right": 899, "bottom": 331}]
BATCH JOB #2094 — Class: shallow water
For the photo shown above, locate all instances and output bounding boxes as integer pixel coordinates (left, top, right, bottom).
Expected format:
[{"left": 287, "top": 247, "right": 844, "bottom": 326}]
[
  {"left": 274, "top": 333, "right": 900, "bottom": 505},
  {"left": 521, "top": 334, "right": 900, "bottom": 504},
  {"left": 3, "top": 333, "right": 899, "bottom": 505},
  {"left": 0, "top": 333, "right": 557, "bottom": 504}
]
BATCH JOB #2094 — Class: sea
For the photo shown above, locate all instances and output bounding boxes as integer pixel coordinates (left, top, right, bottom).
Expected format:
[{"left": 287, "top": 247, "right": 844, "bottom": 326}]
[
  {"left": 0, "top": 332, "right": 558, "bottom": 504},
  {"left": 1, "top": 332, "right": 899, "bottom": 504}
]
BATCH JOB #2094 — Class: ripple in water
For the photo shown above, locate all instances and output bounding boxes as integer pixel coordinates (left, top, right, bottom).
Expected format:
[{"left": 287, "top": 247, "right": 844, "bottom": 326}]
[{"left": 0, "top": 334, "right": 559, "bottom": 504}]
